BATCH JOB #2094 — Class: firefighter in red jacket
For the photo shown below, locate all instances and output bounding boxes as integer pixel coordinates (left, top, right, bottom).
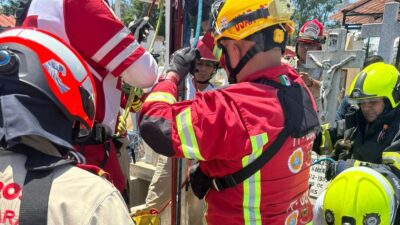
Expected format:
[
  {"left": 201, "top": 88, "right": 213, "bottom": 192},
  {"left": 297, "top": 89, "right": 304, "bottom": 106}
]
[{"left": 139, "top": 0, "right": 319, "bottom": 224}]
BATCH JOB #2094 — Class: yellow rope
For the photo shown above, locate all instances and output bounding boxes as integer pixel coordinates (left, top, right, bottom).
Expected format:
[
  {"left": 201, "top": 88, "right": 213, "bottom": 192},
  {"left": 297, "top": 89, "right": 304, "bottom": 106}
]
[
  {"left": 149, "top": 0, "right": 164, "bottom": 53},
  {"left": 116, "top": 1, "right": 164, "bottom": 137},
  {"left": 116, "top": 87, "right": 143, "bottom": 137}
]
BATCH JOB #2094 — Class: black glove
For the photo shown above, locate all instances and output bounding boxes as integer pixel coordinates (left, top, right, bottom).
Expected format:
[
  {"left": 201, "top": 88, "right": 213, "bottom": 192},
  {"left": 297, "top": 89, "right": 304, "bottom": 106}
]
[
  {"left": 166, "top": 47, "right": 200, "bottom": 81},
  {"left": 151, "top": 53, "right": 160, "bottom": 63},
  {"left": 128, "top": 17, "right": 153, "bottom": 44},
  {"left": 325, "top": 159, "right": 391, "bottom": 181},
  {"left": 121, "top": 82, "right": 132, "bottom": 96},
  {"left": 325, "top": 159, "right": 357, "bottom": 181}
]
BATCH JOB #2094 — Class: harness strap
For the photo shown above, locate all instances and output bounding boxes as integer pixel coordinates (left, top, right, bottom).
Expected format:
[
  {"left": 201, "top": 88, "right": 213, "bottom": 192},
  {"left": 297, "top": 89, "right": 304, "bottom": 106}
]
[
  {"left": 15, "top": 147, "right": 74, "bottom": 225},
  {"left": 212, "top": 126, "right": 289, "bottom": 191},
  {"left": 19, "top": 168, "right": 54, "bottom": 225}
]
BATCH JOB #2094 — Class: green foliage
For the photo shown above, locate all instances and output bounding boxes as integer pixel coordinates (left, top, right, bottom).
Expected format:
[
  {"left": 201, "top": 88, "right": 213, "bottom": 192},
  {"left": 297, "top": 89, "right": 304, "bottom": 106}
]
[
  {"left": 117, "top": 0, "right": 344, "bottom": 43},
  {"left": 119, "top": 0, "right": 165, "bottom": 36},
  {"left": 291, "top": 0, "right": 342, "bottom": 31},
  {"left": 0, "top": 0, "right": 18, "bottom": 16}
]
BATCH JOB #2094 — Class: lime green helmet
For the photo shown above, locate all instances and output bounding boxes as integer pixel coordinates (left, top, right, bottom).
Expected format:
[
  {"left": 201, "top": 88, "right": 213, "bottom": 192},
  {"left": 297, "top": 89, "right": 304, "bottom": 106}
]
[
  {"left": 323, "top": 167, "right": 398, "bottom": 225},
  {"left": 348, "top": 62, "right": 400, "bottom": 108}
]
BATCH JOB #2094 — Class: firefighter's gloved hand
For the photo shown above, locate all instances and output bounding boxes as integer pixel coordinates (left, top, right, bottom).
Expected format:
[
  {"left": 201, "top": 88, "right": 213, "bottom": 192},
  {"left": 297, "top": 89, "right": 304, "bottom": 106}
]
[
  {"left": 122, "top": 82, "right": 132, "bottom": 96},
  {"left": 325, "top": 159, "right": 355, "bottom": 181},
  {"left": 325, "top": 159, "right": 384, "bottom": 181},
  {"left": 332, "top": 139, "right": 352, "bottom": 160},
  {"left": 128, "top": 16, "right": 153, "bottom": 44},
  {"left": 166, "top": 47, "right": 200, "bottom": 81},
  {"left": 151, "top": 53, "right": 160, "bottom": 64},
  {"left": 325, "top": 160, "right": 343, "bottom": 181}
]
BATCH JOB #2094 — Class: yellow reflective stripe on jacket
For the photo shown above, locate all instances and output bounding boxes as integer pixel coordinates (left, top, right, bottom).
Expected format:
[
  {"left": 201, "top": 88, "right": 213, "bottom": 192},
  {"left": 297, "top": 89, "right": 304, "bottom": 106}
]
[
  {"left": 213, "top": 45, "right": 222, "bottom": 60},
  {"left": 320, "top": 123, "right": 333, "bottom": 154},
  {"left": 145, "top": 92, "right": 176, "bottom": 104},
  {"left": 176, "top": 108, "right": 205, "bottom": 161},
  {"left": 382, "top": 152, "right": 400, "bottom": 169},
  {"left": 242, "top": 133, "right": 268, "bottom": 225}
]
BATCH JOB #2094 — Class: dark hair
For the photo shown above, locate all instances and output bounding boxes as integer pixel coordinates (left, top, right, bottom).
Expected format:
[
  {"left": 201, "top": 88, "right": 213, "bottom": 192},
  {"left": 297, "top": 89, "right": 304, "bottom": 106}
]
[{"left": 363, "top": 55, "right": 384, "bottom": 68}]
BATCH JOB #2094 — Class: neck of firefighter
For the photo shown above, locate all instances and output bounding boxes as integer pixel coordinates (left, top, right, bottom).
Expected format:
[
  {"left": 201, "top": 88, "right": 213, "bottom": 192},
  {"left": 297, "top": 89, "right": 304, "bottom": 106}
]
[{"left": 222, "top": 39, "right": 282, "bottom": 82}]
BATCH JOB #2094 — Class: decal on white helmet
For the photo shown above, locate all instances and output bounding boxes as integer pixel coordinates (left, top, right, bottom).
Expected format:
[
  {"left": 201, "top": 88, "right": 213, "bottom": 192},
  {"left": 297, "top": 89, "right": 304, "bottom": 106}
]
[{"left": 43, "top": 59, "right": 70, "bottom": 94}]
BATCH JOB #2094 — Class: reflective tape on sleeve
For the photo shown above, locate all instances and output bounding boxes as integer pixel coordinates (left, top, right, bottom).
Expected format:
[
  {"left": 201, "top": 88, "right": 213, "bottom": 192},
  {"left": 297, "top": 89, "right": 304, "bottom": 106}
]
[
  {"left": 145, "top": 92, "right": 176, "bottom": 104},
  {"left": 176, "top": 108, "right": 204, "bottom": 161}
]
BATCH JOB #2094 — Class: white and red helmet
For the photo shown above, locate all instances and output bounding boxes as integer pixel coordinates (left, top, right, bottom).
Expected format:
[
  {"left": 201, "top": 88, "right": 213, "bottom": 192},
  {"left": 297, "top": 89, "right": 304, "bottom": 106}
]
[
  {"left": 195, "top": 33, "right": 220, "bottom": 63},
  {"left": 297, "top": 19, "right": 325, "bottom": 44},
  {"left": 0, "top": 28, "right": 96, "bottom": 128}
]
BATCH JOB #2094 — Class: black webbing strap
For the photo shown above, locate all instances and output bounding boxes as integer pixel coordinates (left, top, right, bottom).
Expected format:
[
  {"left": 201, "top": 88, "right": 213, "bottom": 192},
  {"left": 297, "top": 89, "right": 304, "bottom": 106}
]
[
  {"left": 211, "top": 78, "right": 291, "bottom": 191},
  {"left": 19, "top": 168, "right": 54, "bottom": 225},
  {"left": 15, "top": 146, "right": 75, "bottom": 225},
  {"left": 212, "top": 125, "right": 290, "bottom": 191}
]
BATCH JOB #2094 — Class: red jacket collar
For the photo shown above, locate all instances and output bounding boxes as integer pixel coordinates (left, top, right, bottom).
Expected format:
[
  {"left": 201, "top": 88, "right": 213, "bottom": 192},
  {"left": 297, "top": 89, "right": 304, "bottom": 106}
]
[{"left": 240, "top": 64, "right": 299, "bottom": 83}]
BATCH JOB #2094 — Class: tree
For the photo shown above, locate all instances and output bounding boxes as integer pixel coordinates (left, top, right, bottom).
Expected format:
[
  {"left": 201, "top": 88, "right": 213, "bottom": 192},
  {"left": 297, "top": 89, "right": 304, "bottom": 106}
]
[
  {"left": 292, "top": 0, "right": 342, "bottom": 31},
  {"left": 0, "top": 0, "right": 18, "bottom": 16},
  {"left": 119, "top": 0, "right": 165, "bottom": 36}
]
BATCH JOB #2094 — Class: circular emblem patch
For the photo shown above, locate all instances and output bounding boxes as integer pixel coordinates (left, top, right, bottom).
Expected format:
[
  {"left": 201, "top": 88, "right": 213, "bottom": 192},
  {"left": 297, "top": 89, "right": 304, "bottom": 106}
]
[
  {"left": 288, "top": 148, "right": 304, "bottom": 173},
  {"left": 285, "top": 210, "right": 299, "bottom": 225}
]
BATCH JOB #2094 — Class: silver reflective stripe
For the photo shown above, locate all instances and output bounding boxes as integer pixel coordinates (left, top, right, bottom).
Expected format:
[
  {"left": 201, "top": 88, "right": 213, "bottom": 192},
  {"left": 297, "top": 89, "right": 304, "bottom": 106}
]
[
  {"left": 106, "top": 39, "right": 140, "bottom": 72},
  {"left": 92, "top": 27, "right": 130, "bottom": 62},
  {"left": 248, "top": 134, "right": 263, "bottom": 224},
  {"left": 178, "top": 110, "right": 197, "bottom": 159},
  {"left": 2, "top": 29, "right": 88, "bottom": 82},
  {"left": 243, "top": 133, "right": 267, "bottom": 225},
  {"left": 176, "top": 108, "right": 204, "bottom": 160},
  {"left": 88, "top": 65, "right": 103, "bottom": 81},
  {"left": 248, "top": 153, "right": 257, "bottom": 225}
]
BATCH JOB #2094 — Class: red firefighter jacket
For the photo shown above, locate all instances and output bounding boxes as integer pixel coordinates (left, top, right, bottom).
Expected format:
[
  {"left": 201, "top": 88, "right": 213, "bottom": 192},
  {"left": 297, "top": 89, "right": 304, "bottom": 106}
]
[{"left": 139, "top": 64, "right": 317, "bottom": 225}]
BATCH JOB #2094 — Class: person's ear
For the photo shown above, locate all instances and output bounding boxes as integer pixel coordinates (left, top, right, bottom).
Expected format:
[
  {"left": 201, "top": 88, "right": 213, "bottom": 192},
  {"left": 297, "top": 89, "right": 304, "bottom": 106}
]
[{"left": 228, "top": 43, "right": 242, "bottom": 68}]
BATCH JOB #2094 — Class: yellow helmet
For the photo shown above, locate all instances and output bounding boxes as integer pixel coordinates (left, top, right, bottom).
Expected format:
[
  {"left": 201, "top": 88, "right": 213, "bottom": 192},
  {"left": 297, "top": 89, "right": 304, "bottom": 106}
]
[
  {"left": 348, "top": 62, "right": 400, "bottom": 108},
  {"left": 323, "top": 167, "right": 397, "bottom": 225},
  {"left": 210, "top": 0, "right": 295, "bottom": 42}
]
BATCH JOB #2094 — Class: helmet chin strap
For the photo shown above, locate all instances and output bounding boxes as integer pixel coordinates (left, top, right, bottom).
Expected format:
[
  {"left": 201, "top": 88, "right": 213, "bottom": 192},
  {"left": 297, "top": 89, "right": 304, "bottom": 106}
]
[
  {"left": 225, "top": 45, "right": 263, "bottom": 83},
  {"left": 221, "top": 26, "right": 288, "bottom": 83}
]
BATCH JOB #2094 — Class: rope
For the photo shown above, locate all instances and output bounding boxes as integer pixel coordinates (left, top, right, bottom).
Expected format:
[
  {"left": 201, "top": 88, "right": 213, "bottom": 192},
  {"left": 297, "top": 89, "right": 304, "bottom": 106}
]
[
  {"left": 312, "top": 157, "right": 336, "bottom": 166},
  {"left": 116, "top": 0, "right": 164, "bottom": 137},
  {"left": 191, "top": 0, "right": 202, "bottom": 47},
  {"left": 116, "top": 87, "right": 143, "bottom": 137},
  {"left": 149, "top": 0, "right": 164, "bottom": 53}
]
